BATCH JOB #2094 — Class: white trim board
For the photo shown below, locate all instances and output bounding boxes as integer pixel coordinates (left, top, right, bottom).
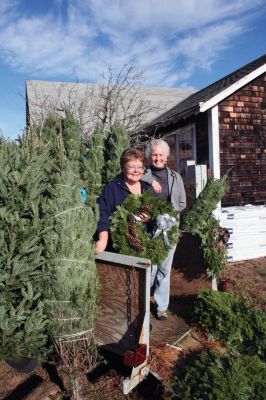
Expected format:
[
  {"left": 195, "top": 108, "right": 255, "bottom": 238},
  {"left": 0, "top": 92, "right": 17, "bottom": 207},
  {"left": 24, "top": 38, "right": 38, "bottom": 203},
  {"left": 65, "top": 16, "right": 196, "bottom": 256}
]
[{"left": 208, "top": 106, "right": 220, "bottom": 179}]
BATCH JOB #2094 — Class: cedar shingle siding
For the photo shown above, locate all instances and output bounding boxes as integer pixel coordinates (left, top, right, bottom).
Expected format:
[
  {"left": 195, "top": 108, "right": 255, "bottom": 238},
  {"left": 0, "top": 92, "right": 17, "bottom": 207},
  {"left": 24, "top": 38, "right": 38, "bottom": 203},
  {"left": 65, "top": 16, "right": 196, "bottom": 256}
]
[{"left": 219, "top": 74, "right": 266, "bottom": 206}]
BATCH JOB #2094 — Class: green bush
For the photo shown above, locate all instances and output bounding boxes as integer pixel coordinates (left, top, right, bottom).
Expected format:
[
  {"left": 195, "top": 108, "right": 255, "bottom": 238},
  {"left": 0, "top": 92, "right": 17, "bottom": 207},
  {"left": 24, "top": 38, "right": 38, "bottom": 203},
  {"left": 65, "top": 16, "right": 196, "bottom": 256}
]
[
  {"left": 167, "top": 350, "right": 266, "bottom": 400},
  {"left": 194, "top": 289, "right": 266, "bottom": 358}
]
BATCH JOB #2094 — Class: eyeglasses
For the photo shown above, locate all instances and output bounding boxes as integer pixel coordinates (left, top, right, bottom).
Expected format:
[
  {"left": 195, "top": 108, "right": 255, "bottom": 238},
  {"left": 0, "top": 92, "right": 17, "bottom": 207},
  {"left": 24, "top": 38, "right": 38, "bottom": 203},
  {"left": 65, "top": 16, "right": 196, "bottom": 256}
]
[{"left": 126, "top": 165, "right": 144, "bottom": 171}]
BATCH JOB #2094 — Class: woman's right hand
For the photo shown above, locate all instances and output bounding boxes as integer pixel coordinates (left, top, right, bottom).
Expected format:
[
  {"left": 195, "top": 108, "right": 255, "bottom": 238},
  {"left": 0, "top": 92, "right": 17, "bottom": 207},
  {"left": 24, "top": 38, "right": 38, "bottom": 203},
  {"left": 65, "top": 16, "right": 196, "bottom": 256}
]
[
  {"left": 95, "top": 231, "right": 108, "bottom": 254},
  {"left": 152, "top": 180, "right": 162, "bottom": 193},
  {"left": 95, "top": 239, "right": 107, "bottom": 253}
]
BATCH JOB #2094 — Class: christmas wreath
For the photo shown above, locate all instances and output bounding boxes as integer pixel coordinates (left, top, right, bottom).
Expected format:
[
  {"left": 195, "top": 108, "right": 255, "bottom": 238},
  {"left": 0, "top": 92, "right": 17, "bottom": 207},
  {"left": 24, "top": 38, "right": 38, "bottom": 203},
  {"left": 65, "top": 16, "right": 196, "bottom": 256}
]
[{"left": 110, "top": 191, "right": 180, "bottom": 264}]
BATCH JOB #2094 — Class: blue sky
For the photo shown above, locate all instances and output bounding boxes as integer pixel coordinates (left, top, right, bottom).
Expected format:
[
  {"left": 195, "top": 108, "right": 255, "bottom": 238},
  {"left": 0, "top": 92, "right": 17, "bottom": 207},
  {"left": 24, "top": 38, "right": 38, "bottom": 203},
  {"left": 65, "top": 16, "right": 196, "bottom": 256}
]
[{"left": 0, "top": 0, "right": 265, "bottom": 139}]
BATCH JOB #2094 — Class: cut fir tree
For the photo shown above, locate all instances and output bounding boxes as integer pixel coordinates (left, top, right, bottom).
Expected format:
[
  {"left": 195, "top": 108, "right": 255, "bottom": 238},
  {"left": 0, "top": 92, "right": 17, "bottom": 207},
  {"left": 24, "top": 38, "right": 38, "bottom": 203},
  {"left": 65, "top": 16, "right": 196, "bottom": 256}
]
[
  {"left": 0, "top": 140, "right": 51, "bottom": 360},
  {"left": 43, "top": 162, "right": 99, "bottom": 377},
  {"left": 80, "top": 123, "right": 106, "bottom": 207},
  {"left": 181, "top": 175, "right": 229, "bottom": 277},
  {"left": 103, "top": 121, "right": 130, "bottom": 184}
]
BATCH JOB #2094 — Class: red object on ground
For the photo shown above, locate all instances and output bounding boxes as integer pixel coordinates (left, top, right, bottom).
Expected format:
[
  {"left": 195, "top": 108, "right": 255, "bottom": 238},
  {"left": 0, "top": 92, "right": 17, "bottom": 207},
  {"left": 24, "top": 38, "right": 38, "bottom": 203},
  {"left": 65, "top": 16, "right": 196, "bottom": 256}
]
[
  {"left": 123, "top": 344, "right": 147, "bottom": 367},
  {"left": 219, "top": 279, "right": 229, "bottom": 291}
]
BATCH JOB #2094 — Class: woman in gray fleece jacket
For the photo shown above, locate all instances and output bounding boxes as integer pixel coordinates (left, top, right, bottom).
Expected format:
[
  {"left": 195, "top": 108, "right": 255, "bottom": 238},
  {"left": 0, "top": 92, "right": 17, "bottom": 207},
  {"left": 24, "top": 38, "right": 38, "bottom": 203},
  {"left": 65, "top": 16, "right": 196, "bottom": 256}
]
[{"left": 142, "top": 139, "right": 186, "bottom": 321}]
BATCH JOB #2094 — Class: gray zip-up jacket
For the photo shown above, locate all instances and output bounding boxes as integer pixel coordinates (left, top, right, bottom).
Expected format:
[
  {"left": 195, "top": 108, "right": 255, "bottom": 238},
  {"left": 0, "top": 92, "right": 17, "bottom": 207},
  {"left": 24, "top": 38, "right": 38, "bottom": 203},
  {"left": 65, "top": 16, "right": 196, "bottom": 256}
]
[{"left": 142, "top": 167, "right": 186, "bottom": 212}]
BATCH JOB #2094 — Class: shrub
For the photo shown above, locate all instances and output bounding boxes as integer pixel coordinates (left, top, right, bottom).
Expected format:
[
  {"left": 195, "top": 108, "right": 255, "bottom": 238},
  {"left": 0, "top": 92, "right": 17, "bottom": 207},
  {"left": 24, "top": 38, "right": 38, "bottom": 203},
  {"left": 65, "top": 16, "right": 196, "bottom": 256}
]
[
  {"left": 194, "top": 289, "right": 266, "bottom": 358},
  {"left": 167, "top": 350, "right": 266, "bottom": 400}
]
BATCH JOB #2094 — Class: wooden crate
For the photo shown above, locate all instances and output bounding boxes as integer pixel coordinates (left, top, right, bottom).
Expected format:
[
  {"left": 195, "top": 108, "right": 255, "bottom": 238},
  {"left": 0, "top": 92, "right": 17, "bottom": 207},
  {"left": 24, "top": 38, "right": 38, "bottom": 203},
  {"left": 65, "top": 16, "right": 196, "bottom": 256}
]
[{"left": 95, "top": 251, "right": 151, "bottom": 394}]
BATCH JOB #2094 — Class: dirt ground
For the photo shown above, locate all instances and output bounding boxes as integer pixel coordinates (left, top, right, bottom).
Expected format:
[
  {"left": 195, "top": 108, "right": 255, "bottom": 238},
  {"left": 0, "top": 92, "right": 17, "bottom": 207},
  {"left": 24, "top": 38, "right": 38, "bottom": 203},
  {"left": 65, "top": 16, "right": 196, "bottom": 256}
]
[
  {"left": 219, "top": 257, "right": 266, "bottom": 311},
  {"left": 0, "top": 256, "right": 265, "bottom": 400}
]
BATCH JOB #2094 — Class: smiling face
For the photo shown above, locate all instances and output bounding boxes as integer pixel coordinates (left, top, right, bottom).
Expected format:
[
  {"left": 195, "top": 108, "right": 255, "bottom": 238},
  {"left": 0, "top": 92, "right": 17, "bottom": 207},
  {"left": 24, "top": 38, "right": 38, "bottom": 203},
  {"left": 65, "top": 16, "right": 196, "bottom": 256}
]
[
  {"left": 123, "top": 158, "right": 144, "bottom": 184},
  {"left": 150, "top": 145, "right": 168, "bottom": 168}
]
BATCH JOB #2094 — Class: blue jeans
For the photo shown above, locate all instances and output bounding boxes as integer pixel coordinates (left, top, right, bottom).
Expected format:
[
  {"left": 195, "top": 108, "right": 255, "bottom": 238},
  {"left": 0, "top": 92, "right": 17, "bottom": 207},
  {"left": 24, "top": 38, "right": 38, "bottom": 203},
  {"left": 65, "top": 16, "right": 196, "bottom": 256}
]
[{"left": 151, "top": 244, "right": 177, "bottom": 311}]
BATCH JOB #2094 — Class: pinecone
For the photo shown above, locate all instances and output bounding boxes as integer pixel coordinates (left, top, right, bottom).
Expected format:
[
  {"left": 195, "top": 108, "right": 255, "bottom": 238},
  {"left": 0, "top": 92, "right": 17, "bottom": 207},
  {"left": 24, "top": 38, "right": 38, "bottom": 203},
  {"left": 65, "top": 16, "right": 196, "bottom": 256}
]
[
  {"left": 221, "top": 228, "right": 230, "bottom": 244},
  {"left": 136, "top": 204, "right": 153, "bottom": 214},
  {"left": 128, "top": 214, "right": 138, "bottom": 236},
  {"left": 128, "top": 214, "right": 136, "bottom": 224},
  {"left": 126, "top": 234, "right": 146, "bottom": 252}
]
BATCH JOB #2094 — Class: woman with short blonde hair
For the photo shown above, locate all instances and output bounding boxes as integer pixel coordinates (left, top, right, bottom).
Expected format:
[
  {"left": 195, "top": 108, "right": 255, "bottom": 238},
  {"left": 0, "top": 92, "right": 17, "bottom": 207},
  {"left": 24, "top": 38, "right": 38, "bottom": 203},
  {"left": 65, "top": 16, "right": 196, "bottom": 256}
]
[{"left": 142, "top": 138, "right": 186, "bottom": 320}]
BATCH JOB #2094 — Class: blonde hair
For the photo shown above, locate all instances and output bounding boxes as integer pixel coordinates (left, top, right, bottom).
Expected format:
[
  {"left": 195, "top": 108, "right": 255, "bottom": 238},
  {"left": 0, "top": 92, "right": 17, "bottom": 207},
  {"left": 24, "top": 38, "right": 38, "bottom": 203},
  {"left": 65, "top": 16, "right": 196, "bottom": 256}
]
[{"left": 145, "top": 139, "right": 170, "bottom": 158}]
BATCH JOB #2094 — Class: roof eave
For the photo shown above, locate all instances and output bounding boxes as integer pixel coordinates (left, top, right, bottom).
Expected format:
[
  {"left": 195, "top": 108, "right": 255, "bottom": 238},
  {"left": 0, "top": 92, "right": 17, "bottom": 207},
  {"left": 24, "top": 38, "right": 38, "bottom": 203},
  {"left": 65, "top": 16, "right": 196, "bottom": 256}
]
[
  {"left": 199, "top": 63, "right": 266, "bottom": 112},
  {"left": 139, "top": 104, "right": 200, "bottom": 134}
]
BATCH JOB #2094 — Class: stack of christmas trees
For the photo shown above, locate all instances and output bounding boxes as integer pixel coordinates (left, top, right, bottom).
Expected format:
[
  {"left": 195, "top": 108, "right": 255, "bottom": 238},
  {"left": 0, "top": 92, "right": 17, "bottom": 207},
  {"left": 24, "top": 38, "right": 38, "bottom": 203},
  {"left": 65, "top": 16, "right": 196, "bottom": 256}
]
[
  {"left": 0, "top": 113, "right": 101, "bottom": 391},
  {"left": 0, "top": 114, "right": 132, "bottom": 398}
]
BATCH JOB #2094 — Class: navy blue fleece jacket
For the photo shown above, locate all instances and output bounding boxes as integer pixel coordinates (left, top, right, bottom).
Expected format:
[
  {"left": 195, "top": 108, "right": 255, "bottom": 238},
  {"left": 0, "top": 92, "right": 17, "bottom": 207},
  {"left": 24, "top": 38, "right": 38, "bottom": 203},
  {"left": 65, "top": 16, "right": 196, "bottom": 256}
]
[{"left": 96, "top": 174, "right": 151, "bottom": 233}]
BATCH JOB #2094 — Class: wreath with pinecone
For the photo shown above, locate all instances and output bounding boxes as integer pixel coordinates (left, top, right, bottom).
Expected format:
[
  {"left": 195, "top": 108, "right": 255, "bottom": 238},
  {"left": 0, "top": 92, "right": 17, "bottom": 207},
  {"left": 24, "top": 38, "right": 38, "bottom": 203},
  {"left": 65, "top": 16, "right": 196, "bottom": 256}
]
[{"left": 110, "top": 191, "right": 180, "bottom": 264}]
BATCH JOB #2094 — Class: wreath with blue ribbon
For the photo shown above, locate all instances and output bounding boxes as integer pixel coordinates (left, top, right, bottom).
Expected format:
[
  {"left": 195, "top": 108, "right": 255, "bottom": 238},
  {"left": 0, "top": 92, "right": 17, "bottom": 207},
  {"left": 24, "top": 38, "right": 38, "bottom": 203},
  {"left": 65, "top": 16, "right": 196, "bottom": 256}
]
[{"left": 110, "top": 191, "right": 179, "bottom": 264}]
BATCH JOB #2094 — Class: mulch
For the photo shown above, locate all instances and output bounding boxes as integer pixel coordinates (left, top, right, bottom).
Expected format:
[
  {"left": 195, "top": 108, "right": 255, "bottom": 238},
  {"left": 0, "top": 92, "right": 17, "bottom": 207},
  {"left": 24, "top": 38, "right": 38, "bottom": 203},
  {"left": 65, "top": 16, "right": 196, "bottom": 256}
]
[{"left": 220, "top": 256, "right": 266, "bottom": 311}]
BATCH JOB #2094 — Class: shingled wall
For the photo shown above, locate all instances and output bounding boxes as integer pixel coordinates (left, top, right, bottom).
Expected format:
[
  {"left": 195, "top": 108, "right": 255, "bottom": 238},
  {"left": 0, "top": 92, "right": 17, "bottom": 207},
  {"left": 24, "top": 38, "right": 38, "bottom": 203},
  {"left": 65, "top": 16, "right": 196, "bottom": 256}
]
[{"left": 219, "top": 74, "right": 266, "bottom": 206}]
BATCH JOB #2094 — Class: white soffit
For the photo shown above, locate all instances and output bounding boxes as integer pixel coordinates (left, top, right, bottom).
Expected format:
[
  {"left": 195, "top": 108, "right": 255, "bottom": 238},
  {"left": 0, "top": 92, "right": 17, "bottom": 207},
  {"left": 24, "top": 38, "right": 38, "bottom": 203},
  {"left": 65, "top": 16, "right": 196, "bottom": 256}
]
[{"left": 199, "top": 64, "right": 266, "bottom": 112}]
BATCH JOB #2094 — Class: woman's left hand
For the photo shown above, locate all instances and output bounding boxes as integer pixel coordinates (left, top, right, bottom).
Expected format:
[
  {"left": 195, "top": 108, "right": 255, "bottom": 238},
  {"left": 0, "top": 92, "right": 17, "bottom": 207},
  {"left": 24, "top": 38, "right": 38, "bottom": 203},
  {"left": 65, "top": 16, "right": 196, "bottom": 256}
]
[{"left": 138, "top": 212, "right": 151, "bottom": 223}]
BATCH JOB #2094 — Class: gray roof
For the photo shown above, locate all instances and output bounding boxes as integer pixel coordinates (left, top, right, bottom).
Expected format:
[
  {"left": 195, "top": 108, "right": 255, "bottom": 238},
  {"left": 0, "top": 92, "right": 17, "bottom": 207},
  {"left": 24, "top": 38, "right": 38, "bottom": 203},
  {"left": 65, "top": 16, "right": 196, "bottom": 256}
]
[
  {"left": 26, "top": 80, "right": 195, "bottom": 135},
  {"left": 141, "top": 54, "right": 266, "bottom": 133}
]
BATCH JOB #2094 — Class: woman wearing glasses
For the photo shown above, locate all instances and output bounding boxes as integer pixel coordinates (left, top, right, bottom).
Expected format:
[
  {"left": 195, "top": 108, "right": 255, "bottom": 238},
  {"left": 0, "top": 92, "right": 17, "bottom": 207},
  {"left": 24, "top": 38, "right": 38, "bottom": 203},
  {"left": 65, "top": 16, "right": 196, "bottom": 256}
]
[{"left": 95, "top": 148, "right": 150, "bottom": 254}]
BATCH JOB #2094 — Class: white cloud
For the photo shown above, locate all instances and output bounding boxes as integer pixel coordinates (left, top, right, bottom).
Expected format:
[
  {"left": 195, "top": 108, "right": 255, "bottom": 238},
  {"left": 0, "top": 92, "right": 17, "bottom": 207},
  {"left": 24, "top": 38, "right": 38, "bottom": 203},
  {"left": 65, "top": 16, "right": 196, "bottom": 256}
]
[
  {"left": 0, "top": 0, "right": 18, "bottom": 14},
  {"left": 165, "top": 20, "right": 245, "bottom": 82},
  {"left": 83, "top": 0, "right": 264, "bottom": 39},
  {"left": 0, "top": 0, "right": 19, "bottom": 27},
  {"left": 0, "top": 0, "right": 264, "bottom": 87}
]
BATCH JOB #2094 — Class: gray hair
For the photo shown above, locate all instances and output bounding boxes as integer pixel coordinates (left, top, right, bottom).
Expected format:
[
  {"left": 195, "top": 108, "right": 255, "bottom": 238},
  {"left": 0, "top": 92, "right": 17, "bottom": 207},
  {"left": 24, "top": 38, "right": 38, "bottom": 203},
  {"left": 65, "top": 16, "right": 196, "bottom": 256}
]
[{"left": 145, "top": 139, "right": 170, "bottom": 158}]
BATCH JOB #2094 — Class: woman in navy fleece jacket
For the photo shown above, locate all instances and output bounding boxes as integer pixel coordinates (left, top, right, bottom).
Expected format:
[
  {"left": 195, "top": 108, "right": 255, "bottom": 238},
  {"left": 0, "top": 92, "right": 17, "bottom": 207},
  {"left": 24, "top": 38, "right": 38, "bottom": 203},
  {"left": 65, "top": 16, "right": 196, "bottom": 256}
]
[{"left": 95, "top": 148, "right": 150, "bottom": 254}]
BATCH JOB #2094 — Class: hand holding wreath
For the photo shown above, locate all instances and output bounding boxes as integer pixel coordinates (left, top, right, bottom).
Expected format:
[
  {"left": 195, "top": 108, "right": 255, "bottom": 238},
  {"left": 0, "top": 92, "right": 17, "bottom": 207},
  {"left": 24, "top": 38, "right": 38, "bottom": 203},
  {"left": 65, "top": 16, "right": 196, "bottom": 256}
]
[{"left": 110, "top": 191, "right": 180, "bottom": 264}]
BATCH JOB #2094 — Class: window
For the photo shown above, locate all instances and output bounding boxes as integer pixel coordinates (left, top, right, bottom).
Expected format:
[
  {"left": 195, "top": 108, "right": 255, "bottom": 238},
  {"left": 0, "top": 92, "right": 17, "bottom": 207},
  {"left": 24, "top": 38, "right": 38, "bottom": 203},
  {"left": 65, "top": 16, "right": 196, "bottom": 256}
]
[{"left": 165, "top": 125, "right": 196, "bottom": 175}]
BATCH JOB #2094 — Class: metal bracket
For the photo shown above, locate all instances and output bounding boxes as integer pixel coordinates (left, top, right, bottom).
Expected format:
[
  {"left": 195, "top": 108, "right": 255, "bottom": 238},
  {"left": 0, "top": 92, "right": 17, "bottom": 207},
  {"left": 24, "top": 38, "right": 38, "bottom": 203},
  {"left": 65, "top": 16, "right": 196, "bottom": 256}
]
[{"left": 123, "top": 364, "right": 150, "bottom": 395}]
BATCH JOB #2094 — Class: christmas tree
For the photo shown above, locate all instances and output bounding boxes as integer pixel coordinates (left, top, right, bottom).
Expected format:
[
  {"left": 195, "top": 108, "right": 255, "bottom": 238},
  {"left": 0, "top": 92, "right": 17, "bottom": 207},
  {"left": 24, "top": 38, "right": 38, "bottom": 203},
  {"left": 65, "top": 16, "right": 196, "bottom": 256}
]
[
  {"left": 61, "top": 111, "right": 82, "bottom": 164},
  {"left": 42, "top": 160, "right": 98, "bottom": 398},
  {"left": 80, "top": 123, "right": 106, "bottom": 206},
  {"left": 103, "top": 121, "right": 130, "bottom": 184},
  {"left": 182, "top": 175, "right": 228, "bottom": 233},
  {"left": 0, "top": 139, "right": 51, "bottom": 360},
  {"left": 182, "top": 175, "right": 229, "bottom": 277}
]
